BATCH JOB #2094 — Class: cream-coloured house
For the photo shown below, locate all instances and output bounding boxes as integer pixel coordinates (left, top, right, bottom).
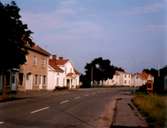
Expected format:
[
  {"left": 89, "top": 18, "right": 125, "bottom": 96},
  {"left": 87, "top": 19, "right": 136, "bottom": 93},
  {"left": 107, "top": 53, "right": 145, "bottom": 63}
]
[
  {"left": 103, "top": 71, "right": 132, "bottom": 86},
  {"left": 18, "top": 45, "right": 50, "bottom": 91},
  {"left": 48, "top": 55, "right": 80, "bottom": 90}
]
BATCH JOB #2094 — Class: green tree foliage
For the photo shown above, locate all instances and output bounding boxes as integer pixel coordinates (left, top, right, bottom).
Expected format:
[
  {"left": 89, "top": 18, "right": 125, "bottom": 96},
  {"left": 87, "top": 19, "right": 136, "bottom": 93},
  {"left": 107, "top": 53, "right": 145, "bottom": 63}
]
[
  {"left": 0, "top": 1, "right": 33, "bottom": 71},
  {"left": 81, "top": 57, "right": 124, "bottom": 87},
  {"left": 0, "top": 1, "right": 33, "bottom": 98}
]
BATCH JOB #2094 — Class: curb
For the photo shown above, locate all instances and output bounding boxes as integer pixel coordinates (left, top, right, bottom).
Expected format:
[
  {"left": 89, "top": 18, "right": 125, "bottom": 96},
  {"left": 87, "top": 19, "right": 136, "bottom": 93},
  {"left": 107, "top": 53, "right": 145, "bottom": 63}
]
[{"left": 97, "top": 97, "right": 118, "bottom": 128}]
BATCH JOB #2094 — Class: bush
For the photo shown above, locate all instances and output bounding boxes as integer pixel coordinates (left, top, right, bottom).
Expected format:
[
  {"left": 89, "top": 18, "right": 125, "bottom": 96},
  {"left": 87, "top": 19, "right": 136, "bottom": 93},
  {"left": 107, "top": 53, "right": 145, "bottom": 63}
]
[{"left": 54, "top": 86, "right": 68, "bottom": 91}]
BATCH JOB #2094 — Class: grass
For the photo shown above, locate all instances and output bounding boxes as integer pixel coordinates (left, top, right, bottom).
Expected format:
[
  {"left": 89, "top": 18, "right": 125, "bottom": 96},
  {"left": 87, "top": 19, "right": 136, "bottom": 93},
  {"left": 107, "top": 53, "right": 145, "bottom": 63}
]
[{"left": 133, "top": 93, "right": 167, "bottom": 128}]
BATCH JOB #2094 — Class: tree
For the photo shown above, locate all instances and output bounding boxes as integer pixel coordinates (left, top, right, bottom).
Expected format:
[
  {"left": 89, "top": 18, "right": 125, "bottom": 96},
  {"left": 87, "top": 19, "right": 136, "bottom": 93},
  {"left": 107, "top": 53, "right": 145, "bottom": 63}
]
[
  {"left": 81, "top": 57, "right": 124, "bottom": 87},
  {"left": 0, "top": 1, "right": 33, "bottom": 98}
]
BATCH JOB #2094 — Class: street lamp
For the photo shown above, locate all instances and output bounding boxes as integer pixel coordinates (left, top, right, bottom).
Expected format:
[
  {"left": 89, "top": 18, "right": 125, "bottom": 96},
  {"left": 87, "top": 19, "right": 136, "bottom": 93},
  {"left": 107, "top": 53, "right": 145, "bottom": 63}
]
[{"left": 91, "top": 64, "right": 99, "bottom": 87}]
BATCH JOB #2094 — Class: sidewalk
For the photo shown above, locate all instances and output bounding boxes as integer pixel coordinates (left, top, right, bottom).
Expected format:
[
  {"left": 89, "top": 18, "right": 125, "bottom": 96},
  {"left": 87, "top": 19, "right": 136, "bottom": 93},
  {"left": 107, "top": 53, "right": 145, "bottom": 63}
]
[{"left": 111, "top": 95, "right": 149, "bottom": 128}]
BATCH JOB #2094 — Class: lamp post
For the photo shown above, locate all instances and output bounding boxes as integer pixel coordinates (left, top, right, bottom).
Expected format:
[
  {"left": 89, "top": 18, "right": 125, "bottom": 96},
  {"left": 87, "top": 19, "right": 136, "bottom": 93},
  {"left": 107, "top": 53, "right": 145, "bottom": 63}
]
[
  {"left": 90, "top": 64, "right": 99, "bottom": 87},
  {"left": 91, "top": 66, "right": 93, "bottom": 87}
]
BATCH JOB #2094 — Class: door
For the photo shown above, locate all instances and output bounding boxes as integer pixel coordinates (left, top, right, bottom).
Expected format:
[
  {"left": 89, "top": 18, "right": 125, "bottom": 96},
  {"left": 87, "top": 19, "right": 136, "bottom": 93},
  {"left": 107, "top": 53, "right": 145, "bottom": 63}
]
[{"left": 26, "top": 74, "right": 33, "bottom": 90}]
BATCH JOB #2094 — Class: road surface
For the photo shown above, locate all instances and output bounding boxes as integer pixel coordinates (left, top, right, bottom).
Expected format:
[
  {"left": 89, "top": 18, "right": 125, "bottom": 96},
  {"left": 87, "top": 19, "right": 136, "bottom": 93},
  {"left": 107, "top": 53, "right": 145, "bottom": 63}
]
[{"left": 0, "top": 87, "right": 131, "bottom": 128}]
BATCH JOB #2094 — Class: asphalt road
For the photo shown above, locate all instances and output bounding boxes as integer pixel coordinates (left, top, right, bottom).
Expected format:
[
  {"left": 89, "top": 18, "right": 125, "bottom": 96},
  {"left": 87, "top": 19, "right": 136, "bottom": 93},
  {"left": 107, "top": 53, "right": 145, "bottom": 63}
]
[{"left": 0, "top": 87, "right": 132, "bottom": 128}]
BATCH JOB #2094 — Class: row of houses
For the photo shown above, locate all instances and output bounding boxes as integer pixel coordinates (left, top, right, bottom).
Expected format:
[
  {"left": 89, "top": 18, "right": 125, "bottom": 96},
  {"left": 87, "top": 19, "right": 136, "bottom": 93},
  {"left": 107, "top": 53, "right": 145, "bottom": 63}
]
[
  {"left": 103, "top": 71, "right": 154, "bottom": 87},
  {"left": 0, "top": 44, "right": 80, "bottom": 93}
]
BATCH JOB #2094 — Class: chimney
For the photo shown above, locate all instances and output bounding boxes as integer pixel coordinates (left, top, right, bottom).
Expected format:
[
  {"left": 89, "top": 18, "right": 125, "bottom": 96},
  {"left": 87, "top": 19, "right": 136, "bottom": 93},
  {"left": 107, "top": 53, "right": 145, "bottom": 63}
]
[
  {"left": 59, "top": 57, "right": 63, "bottom": 60},
  {"left": 52, "top": 55, "right": 57, "bottom": 59}
]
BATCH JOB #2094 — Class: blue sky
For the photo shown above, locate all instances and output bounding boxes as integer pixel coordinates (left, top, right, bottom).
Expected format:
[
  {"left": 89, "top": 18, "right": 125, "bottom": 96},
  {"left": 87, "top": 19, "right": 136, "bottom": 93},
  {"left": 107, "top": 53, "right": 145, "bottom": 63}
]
[{"left": 2, "top": 0, "right": 167, "bottom": 73}]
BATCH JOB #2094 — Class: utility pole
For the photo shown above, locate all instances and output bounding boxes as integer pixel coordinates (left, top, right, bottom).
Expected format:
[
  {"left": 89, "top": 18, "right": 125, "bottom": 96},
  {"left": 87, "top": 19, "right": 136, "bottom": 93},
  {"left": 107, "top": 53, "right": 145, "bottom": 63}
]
[{"left": 91, "top": 66, "right": 93, "bottom": 87}]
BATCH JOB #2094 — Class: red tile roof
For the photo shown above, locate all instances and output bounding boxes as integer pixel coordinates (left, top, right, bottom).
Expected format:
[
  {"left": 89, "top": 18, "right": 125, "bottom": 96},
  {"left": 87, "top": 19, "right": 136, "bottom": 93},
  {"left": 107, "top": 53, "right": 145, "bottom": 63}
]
[
  {"left": 55, "top": 59, "right": 69, "bottom": 65},
  {"left": 30, "top": 45, "right": 51, "bottom": 56},
  {"left": 49, "top": 59, "right": 64, "bottom": 72}
]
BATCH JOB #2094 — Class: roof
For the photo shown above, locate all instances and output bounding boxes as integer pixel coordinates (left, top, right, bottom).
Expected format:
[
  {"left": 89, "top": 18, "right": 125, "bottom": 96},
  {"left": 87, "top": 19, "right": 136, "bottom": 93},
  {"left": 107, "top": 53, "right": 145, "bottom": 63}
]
[
  {"left": 74, "top": 68, "right": 80, "bottom": 75},
  {"left": 49, "top": 59, "right": 64, "bottom": 72},
  {"left": 55, "top": 59, "right": 69, "bottom": 65},
  {"left": 30, "top": 45, "right": 51, "bottom": 56}
]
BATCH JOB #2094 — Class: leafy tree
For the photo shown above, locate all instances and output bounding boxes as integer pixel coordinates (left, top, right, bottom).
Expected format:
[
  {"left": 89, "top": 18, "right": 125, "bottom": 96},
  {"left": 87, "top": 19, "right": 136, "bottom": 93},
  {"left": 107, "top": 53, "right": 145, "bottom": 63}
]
[
  {"left": 0, "top": 1, "right": 33, "bottom": 97},
  {"left": 81, "top": 57, "right": 124, "bottom": 87}
]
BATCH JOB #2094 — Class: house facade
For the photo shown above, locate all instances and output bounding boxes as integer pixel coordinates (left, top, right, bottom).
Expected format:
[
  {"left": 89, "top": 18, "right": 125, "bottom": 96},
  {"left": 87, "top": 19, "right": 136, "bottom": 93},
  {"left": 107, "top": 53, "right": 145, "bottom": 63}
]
[
  {"left": 17, "top": 45, "right": 50, "bottom": 91},
  {"left": 0, "top": 69, "right": 18, "bottom": 94},
  {"left": 48, "top": 56, "right": 80, "bottom": 90},
  {"left": 103, "top": 71, "right": 132, "bottom": 86},
  {"left": 131, "top": 72, "right": 154, "bottom": 87}
]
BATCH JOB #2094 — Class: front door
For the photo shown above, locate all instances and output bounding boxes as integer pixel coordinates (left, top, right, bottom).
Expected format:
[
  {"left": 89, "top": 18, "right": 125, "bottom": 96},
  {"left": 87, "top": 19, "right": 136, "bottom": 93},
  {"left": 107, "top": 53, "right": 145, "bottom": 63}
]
[{"left": 26, "top": 74, "right": 33, "bottom": 90}]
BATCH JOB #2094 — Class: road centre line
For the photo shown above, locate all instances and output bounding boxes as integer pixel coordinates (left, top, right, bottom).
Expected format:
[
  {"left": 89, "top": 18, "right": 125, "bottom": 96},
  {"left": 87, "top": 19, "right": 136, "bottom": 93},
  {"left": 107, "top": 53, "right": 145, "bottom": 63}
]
[
  {"left": 85, "top": 94, "right": 89, "bottom": 96},
  {"left": 0, "top": 121, "right": 4, "bottom": 125},
  {"left": 30, "top": 106, "right": 49, "bottom": 114},
  {"left": 60, "top": 100, "right": 70, "bottom": 104}
]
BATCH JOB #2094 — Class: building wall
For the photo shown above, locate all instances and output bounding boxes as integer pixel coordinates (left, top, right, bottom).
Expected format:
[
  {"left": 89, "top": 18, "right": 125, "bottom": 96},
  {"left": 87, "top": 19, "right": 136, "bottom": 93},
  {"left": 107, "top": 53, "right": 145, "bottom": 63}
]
[
  {"left": 0, "top": 70, "right": 18, "bottom": 93},
  {"left": 47, "top": 66, "right": 65, "bottom": 90},
  {"left": 61, "top": 61, "right": 80, "bottom": 89},
  {"left": 18, "top": 50, "right": 49, "bottom": 91},
  {"left": 103, "top": 71, "right": 132, "bottom": 86}
]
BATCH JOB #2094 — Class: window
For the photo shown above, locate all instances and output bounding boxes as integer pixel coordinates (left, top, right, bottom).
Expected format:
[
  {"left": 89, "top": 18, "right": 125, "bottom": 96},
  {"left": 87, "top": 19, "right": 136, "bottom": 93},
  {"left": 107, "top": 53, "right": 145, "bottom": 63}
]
[
  {"left": 38, "top": 75, "right": 41, "bottom": 84},
  {"left": 12, "top": 75, "right": 15, "bottom": 84},
  {"left": 26, "top": 74, "right": 29, "bottom": 80},
  {"left": 33, "top": 56, "right": 37, "bottom": 65},
  {"left": 57, "top": 78, "right": 59, "bottom": 86},
  {"left": 25, "top": 56, "right": 28, "bottom": 64},
  {"left": 43, "top": 75, "right": 46, "bottom": 85},
  {"left": 19, "top": 73, "right": 23, "bottom": 85},
  {"left": 124, "top": 80, "right": 126, "bottom": 84},
  {"left": 35, "top": 75, "right": 38, "bottom": 85},
  {"left": 42, "top": 58, "right": 46, "bottom": 67}
]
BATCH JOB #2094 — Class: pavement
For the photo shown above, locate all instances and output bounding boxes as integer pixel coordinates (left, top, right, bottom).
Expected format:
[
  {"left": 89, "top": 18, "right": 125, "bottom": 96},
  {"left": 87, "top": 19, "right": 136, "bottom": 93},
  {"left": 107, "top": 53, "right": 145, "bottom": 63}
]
[{"left": 111, "top": 91, "right": 149, "bottom": 128}]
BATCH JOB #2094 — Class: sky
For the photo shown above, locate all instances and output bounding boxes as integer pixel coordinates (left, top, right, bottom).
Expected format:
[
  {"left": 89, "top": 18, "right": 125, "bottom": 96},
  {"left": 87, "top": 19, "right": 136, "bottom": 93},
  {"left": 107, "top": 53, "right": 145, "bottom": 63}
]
[{"left": 2, "top": 0, "right": 167, "bottom": 73}]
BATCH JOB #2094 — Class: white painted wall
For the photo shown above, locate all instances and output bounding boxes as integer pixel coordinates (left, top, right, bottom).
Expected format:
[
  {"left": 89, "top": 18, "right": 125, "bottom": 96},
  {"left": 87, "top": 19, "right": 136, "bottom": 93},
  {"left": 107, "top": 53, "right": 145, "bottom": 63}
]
[{"left": 47, "top": 65, "right": 65, "bottom": 90}]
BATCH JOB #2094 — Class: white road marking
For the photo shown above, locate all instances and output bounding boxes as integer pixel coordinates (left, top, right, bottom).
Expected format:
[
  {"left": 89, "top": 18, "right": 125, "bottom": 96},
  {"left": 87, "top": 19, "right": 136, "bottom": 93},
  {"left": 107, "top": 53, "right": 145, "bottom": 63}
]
[
  {"left": 85, "top": 94, "right": 89, "bottom": 96},
  {"left": 30, "top": 106, "right": 49, "bottom": 114},
  {"left": 0, "top": 121, "right": 4, "bottom": 125},
  {"left": 60, "top": 100, "right": 70, "bottom": 104},
  {"left": 74, "top": 96, "right": 80, "bottom": 100}
]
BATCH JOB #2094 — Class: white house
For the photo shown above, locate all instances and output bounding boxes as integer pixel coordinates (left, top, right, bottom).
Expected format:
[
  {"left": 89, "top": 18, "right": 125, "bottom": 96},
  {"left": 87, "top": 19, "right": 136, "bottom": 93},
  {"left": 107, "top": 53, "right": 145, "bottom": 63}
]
[
  {"left": 47, "top": 55, "right": 80, "bottom": 90},
  {"left": 47, "top": 64, "right": 64, "bottom": 90},
  {"left": 103, "top": 71, "right": 132, "bottom": 86}
]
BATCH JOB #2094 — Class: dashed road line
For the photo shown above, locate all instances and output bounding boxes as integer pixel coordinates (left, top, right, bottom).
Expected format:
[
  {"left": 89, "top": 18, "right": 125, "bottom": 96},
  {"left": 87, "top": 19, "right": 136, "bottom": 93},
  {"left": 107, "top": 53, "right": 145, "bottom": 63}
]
[
  {"left": 74, "top": 96, "right": 80, "bottom": 100},
  {"left": 0, "top": 121, "right": 4, "bottom": 125},
  {"left": 30, "top": 106, "right": 49, "bottom": 114},
  {"left": 60, "top": 100, "right": 70, "bottom": 105}
]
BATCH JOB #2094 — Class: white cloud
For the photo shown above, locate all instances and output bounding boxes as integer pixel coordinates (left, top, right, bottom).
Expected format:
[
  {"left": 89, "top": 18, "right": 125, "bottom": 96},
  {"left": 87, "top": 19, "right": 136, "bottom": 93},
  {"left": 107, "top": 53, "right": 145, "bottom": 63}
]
[
  {"left": 20, "top": 0, "right": 106, "bottom": 45},
  {"left": 118, "top": 2, "right": 166, "bottom": 16}
]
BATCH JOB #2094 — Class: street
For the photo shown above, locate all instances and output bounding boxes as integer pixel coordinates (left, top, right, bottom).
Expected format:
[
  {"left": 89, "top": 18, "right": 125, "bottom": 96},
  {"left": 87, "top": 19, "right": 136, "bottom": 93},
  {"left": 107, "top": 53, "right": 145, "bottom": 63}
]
[{"left": 0, "top": 88, "right": 131, "bottom": 128}]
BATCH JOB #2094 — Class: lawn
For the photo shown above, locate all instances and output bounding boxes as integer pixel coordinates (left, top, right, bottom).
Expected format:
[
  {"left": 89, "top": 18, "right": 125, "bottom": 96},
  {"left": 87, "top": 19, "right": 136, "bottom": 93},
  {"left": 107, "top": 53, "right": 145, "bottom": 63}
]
[{"left": 133, "top": 94, "right": 167, "bottom": 128}]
